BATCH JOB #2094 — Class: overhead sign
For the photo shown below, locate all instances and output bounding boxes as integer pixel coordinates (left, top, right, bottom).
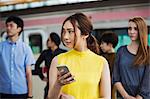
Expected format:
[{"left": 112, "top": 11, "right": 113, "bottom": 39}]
[{"left": 0, "top": 0, "right": 42, "bottom": 6}]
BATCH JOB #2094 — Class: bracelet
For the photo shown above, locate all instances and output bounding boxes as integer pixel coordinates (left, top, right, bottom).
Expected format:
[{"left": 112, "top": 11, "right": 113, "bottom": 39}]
[{"left": 27, "top": 96, "right": 33, "bottom": 98}]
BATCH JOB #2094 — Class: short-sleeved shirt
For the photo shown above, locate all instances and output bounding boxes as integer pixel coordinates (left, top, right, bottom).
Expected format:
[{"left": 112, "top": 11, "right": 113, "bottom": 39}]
[
  {"left": 57, "top": 49, "right": 106, "bottom": 99},
  {"left": 112, "top": 45, "right": 150, "bottom": 98},
  {"left": 0, "top": 39, "right": 35, "bottom": 94}
]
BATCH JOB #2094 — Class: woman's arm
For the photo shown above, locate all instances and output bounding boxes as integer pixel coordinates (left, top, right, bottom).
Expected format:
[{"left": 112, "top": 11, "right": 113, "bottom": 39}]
[
  {"left": 99, "top": 60, "right": 111, "bottom": 99},
  {"left": 137, "top": 65, "right": 150, "bottom": 99},
  {"left": 35, "top": 51, "right": 45, "bottom": 80},
  {"left": 136, "top": 95, "right": 143, "bottom": 99},
  {"left": 47, "top": 57, "right": 75, "bottom": 99},
  {"left": 114, "top": 82, "right": 136, "bottom": 99},
  {"left": 47, "top": 56, "right": 61, "bottom": 99}
]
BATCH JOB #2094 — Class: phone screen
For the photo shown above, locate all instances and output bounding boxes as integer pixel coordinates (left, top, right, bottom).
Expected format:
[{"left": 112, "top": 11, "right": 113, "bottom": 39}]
[
  {"left": 57, "top": 66, "right": 74, "bottom": 80},
  {"left": 57, "top": 66, "right": 69, "bottom": 74}
]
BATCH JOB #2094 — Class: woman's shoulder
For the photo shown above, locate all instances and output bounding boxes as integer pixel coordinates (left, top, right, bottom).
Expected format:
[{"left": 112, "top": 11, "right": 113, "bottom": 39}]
[
  {"left": 89, "top": 50, "right": 107, "bottom": 62},
  {"left": 117, "top": 45, "right": 127, "bottom": 53},
  {"left": 118, "top": 45, "right": 126, "bottom": 50},
  {"left": 92, "top": 53, "right": 108, "bottom": 71},
  {"left": 99, "top": 55, "right": 108, "bottom": 64}
]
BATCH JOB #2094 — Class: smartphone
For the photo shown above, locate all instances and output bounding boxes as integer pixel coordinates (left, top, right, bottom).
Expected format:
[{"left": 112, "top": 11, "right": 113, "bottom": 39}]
[
  {"left": 57, "top": 66, "right": 74, "bottom": 80},
  {"left": 57, "top": 66, "right": 70, "bottom": 74}
]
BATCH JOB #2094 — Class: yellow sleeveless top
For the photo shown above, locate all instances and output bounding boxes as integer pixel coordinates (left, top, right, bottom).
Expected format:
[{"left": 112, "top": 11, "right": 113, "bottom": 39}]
[{"left": 57, "top": 49, "right": 105, "bottom": 99}]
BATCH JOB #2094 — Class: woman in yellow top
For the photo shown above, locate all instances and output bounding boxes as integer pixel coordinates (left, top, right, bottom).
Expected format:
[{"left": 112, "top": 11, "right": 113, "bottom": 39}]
[{"left": 47, "top": 13, "right": 111, "bottom": 99}]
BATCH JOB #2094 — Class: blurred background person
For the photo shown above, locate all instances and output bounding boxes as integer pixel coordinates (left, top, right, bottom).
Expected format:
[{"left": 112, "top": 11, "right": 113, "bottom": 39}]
[
  {"left": 99, "top": 31, "right": 118, "bottom": 76},
  {"left": 0, "top": 16, "right": 35, "bottom": 99},
  {"left": 99, "top": 31, "right": 118, "bottom": 99},
  {"left": 35, "top": 32, "right": 67, "bottom": 99},
  {"left": 113, "top": 16, "right": 150, "bottom": 99}
]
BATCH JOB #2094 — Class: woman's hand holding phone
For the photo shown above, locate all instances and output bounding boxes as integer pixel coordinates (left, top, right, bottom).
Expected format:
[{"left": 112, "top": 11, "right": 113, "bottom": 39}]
[
  {"left": 57, "top": 66, "right": 75, "bottom": 86},
  {"left": 59, "top": 93, "right": 75, "bottom": 99}
]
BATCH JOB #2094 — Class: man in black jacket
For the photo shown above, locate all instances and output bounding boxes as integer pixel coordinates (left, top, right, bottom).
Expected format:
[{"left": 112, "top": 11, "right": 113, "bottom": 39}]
[{"left": 35, "top": 32, "right": 67, "bottom": 99}]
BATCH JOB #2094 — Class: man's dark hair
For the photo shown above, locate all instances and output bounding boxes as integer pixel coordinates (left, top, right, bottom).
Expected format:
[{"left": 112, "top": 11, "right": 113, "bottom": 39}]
[
  {"left": 50, "top": 32, "right": 61, "bottom": 46},
  {"left": 100, "top": 31, "right": 118, "bottom": 48},
  {"left": 6, "top": 15, "right": 24, "bottom": 35}
]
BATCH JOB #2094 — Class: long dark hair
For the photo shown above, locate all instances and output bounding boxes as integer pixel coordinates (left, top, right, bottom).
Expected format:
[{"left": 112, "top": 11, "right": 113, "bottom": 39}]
[{"left": 61, "top": 13, "right": 99, "bottom": 54}]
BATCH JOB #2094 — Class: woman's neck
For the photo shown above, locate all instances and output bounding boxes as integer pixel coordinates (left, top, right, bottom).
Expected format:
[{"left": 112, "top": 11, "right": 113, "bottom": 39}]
[
  {"left": 74, "top": 47, "right": 88, "bottom": 52},
  {"left": 130, "top": 41, "right": 139, "bottom": 49},
  {"left": 128, "top": 41, "right": 139, "bottom": 54},
  {"left": 74, "top": 40, "right": 88, "bottom": 52}
]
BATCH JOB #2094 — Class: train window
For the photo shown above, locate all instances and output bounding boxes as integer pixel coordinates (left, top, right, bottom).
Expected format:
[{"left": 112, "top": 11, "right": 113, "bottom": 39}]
[{"left": 29, "top": 34, "right": 42, "bottom": 54}]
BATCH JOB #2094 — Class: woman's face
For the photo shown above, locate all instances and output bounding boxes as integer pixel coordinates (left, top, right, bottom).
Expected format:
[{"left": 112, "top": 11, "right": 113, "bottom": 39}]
[
  {"left": 128, "top": 21, "right": 139, "bottom": 42},
  {"left": 62, "top": 20, "right": 82, "bottom": 49}
]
